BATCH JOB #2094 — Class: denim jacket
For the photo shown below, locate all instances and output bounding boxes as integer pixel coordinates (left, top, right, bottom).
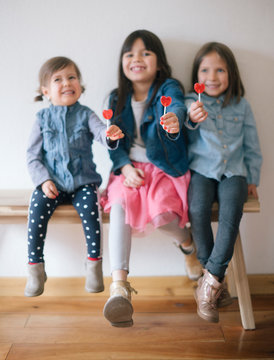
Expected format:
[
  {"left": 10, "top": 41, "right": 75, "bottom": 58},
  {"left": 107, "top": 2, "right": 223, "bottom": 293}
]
[
  {"left": 185, "top": 92, "right": 262, "bottom": 185},
  {"left": 27, "top": 102, "right": 117, "bottom": 193},
  {"left": 109, "top": 78, "right": 188, "bottom": 177}
]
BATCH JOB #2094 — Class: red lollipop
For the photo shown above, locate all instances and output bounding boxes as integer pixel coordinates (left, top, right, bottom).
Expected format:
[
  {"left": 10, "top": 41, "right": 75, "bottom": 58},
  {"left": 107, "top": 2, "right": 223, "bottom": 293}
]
[
  {"left": 102, "top": 109, "right": 113, "bottom": 120},
  {"left": 160, "top": 96, "right": 172, "bottom": 115},
  {"left": 194, "top": 83, "right": 205, "bottom": 102},
  {"left": 103, "top": 109, "right": 113, "bottom": 138}
]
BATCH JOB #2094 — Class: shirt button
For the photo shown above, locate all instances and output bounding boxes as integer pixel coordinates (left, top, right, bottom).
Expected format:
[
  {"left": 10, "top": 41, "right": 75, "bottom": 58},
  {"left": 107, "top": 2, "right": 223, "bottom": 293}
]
[
  {"left": 216, "top": 99, "right": 221, "bottom": 104},
  {"left": 218, "top": 115, "right": 222, "bottom": 119},
  {"left": 219, "top": 130, "right": 223, "bottom": 135},
  {"left": 234, "top": 117, "right": 238, "bottom": 121},
  {"left": 223, "top": 159, "right": 227, "bottom": 164},
  {"left": 223, "top": 145, "right": 227, "bottom": 149}
]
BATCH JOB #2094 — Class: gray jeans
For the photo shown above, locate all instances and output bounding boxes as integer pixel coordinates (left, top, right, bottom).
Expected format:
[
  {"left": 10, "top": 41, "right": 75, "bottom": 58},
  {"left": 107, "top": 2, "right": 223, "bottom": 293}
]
[
  {"left": 108, "top": 203, "right": 190, "bottom": 273},
  {"left": 188, "top": 171, "right": 248, "bottom": 279}
]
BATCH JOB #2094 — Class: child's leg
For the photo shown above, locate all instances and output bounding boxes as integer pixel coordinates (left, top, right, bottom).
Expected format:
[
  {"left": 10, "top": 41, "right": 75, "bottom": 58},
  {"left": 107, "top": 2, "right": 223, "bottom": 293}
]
[
  {"left": 188, "top": 171, "right": 217, "bottom": 268},
  {"left": 25, "top": 187, "right": 60, "bottom": 297},
  {"left": 158, "top": 219, "right": 190, "bottom": 246},
  {"left": 206, "top": 176, "right": 248, "bottom": 279},
  {"left": 27, "top": 188, "right": 59, "bottom": 263},
  {"left": 104, "top": 203, "right": 135, "bottom": 327},
  {"left": 159, "top": 219, "right": 203, "bottom": 280},
  {"left": 71, "top": 184, "right": 103, "bottom": 293},
  {"left": 109, "top": 203, "right": 132, "bottom": 278},
  {"left": 71, "top": 184, "right": 102, "bottom": 259}
]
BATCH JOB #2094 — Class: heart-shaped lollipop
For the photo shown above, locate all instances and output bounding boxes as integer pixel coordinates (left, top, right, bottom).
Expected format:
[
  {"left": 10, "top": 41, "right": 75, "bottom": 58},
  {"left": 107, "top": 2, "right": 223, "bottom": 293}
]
[
  {"left": 160, "top": 96, "right": 172, "bottom": 117},
  {"left": 102, "top": 109, "right": 113, "bottom": 120},
  {"left": 160, "top": 96, "right": 172, "bottom": 107},
  {"left": 194, "top": 83, "right": 205, "bottom": 101},
  {"left": 103, "top": 109, "right": 113, "bottom": 138}
]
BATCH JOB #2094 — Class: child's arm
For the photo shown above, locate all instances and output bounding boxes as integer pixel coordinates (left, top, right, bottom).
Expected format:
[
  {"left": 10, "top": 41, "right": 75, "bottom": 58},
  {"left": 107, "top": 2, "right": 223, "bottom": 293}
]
[
  {"left": 189, "top": 101, "right": 208, "bottom": 123},
  {"left": 88, "top": 112, "right": 123, "bottom": 149},
  {"left": 27, "top": 118, "right": 53, "bottom": 188},
  {"left": 106, "top": 124, "right": 124, "bottom": 141},
  {"left": 41, "top": 180, "right": 59, "bottom": 199},
  {"left": 121, "top": 164, "right": 144, "bottom": 188},
  {"left": 243, "top": 100, "right": 262, "bottom": 188},
  {"left": 160, "top": 112, "right": 180, "bottom": 134},
  {"left": 158, "top": 79, "right": 186, "bottom": 137},
  {"left": 248, "top": 184, "right": 258, "bottom": 199}
]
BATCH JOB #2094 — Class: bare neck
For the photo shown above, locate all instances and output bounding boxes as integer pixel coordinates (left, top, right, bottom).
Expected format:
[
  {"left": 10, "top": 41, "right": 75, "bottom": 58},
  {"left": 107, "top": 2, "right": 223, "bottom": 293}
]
[{"left": 132, "top": 81, "right": 152, "bottom": 102}]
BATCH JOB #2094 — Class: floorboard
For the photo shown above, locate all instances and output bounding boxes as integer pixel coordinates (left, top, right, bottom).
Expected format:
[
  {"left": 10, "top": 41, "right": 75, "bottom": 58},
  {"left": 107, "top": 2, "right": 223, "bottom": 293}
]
[{"left": 0, "top": 276, "right": 274, "bottom": 359}]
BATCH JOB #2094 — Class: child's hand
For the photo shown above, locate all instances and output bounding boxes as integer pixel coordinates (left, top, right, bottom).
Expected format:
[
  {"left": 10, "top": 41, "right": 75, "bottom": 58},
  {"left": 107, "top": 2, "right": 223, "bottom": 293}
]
[
  {"left": 106, "top": 125, "right": 124, "bottom": 141},
  {"left": 248, "top": 184, "right": 258, "bottom": 199},
  {"left": 160, "top": 112, "right": 179, "bottom": 134},
  {"left": 121, "top": 164, "right": 145, "bottom": 188},
  {"left": 189, "top": 101, "right": 208, "bottom": 123},
  {"left": 42, "top": 180, "right": 59, "bottom": 199}
]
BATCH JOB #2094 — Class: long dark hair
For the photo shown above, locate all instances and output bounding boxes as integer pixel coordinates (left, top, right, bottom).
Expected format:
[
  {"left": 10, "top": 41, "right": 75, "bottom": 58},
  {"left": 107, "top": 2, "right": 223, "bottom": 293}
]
[
  {"left": 34, "top": 56, "right": 85, "bottom": 101},
  {"left": 191, "top": 42, "right": 244, "bottom": 106},
  {"left": 113, "top": 29, "right": 180, "bottom": 115}
]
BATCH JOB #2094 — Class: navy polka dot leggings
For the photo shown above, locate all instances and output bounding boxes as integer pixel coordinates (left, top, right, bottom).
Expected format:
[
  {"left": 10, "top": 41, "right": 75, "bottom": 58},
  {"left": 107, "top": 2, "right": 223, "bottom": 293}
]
[{"left": 27, "top": 184, "right": 102, "bottom": 264}]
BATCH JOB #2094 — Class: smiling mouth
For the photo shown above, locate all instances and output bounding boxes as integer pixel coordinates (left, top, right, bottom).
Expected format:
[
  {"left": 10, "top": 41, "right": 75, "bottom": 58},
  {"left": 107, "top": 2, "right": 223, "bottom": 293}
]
[
  {"left": 130, "top": 66, "right": 145, "bottom": 72},
  {"left": 206, "top": 84, "right": 220, "bottom": 89},
  {"left": 62, "top": 90, "right": 75, "bottom": 95}
]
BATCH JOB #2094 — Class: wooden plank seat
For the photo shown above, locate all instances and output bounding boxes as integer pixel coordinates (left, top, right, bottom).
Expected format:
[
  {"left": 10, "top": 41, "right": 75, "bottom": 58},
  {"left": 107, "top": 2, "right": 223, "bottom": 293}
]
[{"left": 0, "top": 190, "right": 260, "bottom": 329}]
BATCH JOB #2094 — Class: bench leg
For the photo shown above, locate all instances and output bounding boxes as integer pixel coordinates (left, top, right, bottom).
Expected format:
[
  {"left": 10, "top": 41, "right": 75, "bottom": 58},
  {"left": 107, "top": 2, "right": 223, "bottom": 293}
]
[
  {"left": 226, "top": 262, "right": 237, "bottom": 298},
  {"left": 231, "top": 232, "right": 256, "bottom": 330}
]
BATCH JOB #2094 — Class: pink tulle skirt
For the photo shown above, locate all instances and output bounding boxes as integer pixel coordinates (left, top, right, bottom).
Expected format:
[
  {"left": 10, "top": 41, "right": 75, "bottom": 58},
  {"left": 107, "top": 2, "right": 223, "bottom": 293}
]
[{"left": 101, "top": 162, "right": 190, "bottom": 234}]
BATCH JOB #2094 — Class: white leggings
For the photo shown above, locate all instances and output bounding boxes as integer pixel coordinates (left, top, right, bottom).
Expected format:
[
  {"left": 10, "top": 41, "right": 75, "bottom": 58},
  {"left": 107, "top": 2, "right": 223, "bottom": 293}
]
[{"left": 109, "top": 203, "right": 190, "bottom": 273}]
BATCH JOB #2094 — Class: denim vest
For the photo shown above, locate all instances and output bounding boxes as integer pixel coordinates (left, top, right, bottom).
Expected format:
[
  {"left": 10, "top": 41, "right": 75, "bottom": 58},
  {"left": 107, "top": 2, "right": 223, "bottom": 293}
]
[
  {"left": 27, "top": 102, "right": 111, "bottom": 193},
  {"left": 109, "top": 78, "right": 189, "bottom": 177}
]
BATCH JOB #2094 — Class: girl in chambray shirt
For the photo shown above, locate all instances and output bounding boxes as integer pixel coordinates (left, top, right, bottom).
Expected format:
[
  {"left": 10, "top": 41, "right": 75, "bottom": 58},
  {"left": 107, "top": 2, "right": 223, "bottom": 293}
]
[
  {"left": 185, "top": 42, "right": 262, "bottom": 324},
  {"left": 25, "top": 56, "right": 123, "bottom": 297}
]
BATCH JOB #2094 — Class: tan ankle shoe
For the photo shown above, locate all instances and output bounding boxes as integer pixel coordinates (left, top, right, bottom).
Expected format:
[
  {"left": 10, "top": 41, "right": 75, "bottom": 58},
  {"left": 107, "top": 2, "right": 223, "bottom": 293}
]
[
  {"left": 177, "top": 240, "right": 203, "bottom": 281},
  {"left": 217, "top": 282, "right": 233, "bottom": 308},
  {"left": 194, "top": 269, "right": 223, "bottom": 323},
  {"left": 103, "top": 280, "right": 137, "bottom": 327}
]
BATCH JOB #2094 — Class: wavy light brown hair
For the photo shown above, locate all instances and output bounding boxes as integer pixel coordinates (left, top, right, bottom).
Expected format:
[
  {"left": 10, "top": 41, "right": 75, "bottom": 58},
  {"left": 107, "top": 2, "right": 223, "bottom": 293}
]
[
  {"left": 191, "top": 42, "right": 245, "bottom": 106},
  {"left": 35, "top": 56, "right": 85, "bottom": 101}
]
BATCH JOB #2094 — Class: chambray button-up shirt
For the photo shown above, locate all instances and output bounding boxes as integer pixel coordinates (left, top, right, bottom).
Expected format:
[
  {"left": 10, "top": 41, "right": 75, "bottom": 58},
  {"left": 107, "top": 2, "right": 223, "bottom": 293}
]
[{"left": 185, "top": 93, "right": 262, "bottom": 185}]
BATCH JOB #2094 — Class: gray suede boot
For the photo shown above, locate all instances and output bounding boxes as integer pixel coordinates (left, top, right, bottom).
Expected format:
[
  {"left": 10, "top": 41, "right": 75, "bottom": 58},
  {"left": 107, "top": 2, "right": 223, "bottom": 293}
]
[
  {"left": 24, "top": 263, "right": 47, "bottom": 297},
  {"left": 85, "top": 258, "right": 104, "bottom": 293},
  {"left": 103, "top": 280, "right": 137, "bottom": 327}
]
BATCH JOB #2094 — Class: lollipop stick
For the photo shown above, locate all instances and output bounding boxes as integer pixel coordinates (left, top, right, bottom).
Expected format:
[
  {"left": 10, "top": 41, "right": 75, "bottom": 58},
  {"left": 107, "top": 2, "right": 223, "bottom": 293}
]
[
  {"left": 164, "top": 106, "right": 167, "bottom": 115},
  {"left": 103, "top": 109, "right": 113, "bottom": 140},
  {"left": 106, "top": 120, "right": 110, "bottom": 139},
  {"left": 198, "top": 93, "right": 201, "bottom": 102}
]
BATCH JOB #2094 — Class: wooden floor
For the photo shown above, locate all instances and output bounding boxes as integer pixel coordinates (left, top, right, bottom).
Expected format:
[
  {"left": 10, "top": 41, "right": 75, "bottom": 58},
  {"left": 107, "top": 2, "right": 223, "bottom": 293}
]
[{"left": 0, "top": 276, "right": 274, "bottom": 360}]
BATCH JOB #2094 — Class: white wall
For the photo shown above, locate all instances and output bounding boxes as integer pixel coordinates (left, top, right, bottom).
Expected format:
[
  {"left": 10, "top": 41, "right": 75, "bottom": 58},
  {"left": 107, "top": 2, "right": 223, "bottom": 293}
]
[{"left": 0, "top": 0, "right": 273, "bottom": 277}]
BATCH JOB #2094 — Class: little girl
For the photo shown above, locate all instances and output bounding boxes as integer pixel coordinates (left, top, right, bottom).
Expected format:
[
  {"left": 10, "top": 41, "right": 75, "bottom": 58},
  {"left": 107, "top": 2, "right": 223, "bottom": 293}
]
[
  {"left": 101, "top": 29, "right": 202, "bottom": 327},
  {"left": 25, "top": 56, "right": 123, "bottom": 297},
  {"left": 185, "top": 42, "right": 262, "bottom": 322}
]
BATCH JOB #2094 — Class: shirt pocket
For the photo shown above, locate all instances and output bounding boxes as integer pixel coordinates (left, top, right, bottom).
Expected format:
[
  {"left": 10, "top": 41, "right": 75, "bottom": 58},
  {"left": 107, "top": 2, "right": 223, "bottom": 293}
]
[
  {"left": 42, "top": 127, "right": 58, "bottom": 152},
  {"left": 69, "top": 124, "right": 90, "bottom": 149},
  {"left": 224, "top": 115, "right": 244, "bottom": 136}
]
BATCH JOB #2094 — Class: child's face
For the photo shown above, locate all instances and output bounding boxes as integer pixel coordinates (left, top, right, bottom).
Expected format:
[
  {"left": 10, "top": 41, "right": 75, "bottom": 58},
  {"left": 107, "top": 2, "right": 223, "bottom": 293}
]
[
  {"left": 122, "top": 38, "right": 158, "bottom": 88},
  {"left": 42, "top": 65, "right": 82, "bottom": 106},
  {"left": 198, "top": 51, "right": 229, "bottom": 98}
]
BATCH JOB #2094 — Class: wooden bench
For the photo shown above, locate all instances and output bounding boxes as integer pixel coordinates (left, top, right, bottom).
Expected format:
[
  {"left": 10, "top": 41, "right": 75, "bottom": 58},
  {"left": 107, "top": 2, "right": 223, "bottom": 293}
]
[{"left": 0, "top": 190, "right": 260, "bottom": 330}]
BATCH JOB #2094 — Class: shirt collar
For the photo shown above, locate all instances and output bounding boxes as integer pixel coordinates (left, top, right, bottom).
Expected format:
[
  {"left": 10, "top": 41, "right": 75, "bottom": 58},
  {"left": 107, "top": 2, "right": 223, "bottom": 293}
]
[
  {"left": 49, "top": 101, "right": 80, "bottom": 113},
  {"left": 200, "top": 93, "right": 225, "bottom": 106}
]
